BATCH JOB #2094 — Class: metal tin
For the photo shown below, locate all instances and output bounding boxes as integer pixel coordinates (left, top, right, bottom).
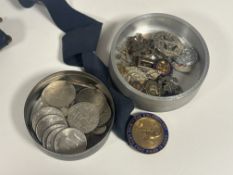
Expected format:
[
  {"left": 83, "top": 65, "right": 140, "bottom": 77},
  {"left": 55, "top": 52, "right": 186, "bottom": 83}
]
[
  {"left": 24, "top": 71, "right": 115, "bottom": 160},
  {"left": 109, "top": 13, "right": 209, "bottom": 112}
]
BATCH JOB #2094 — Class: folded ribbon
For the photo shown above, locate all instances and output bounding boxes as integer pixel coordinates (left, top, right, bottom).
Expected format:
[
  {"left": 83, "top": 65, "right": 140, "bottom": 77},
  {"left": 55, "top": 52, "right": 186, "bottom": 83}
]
[{"left": 19, "top": 0, "right": 134, "bottom": 139}]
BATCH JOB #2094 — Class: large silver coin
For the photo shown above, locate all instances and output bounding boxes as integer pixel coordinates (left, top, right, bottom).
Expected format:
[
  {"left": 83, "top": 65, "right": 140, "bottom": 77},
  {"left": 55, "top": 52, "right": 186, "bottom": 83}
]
[
  {"left": 67, "top": 102, "right": 99, "bottom": 134},
  {"left": 35, "top": 115, "right": 67, "bottom": 142},
  {"left": 93, "top": 126, "right": 107, "bottom": 135},
  {"left": 31, "top": 98, "right": 47, "bottom": 115},
  {"left": 173, "top": 47, "right": 198, "bottom": 73},
  {"left": 76, "top": 88, "right": 107, "bottom": 113},
  {"left": 98, "top": 103, "right": 111, "bottom": 127},
  {"left": 174, "top": 47, "right": 198, "bottom": 66},
  {"left": 154, "top": 31, "right": 184, "bottom": 57},
  {"left": 54, "top": 128, "right": 87, "bottom": 154},
  {"left": 46, "top": 127, "right": 65, "bottom": 151},
  {"left": 42, "top": 80, "right": 76, "bottom": 108},
  {"left": 42, "top": 124, "right": 67, "bottom": 148},
  {"left": 31, "top": 106, "right": 64, "bottom": 131}
]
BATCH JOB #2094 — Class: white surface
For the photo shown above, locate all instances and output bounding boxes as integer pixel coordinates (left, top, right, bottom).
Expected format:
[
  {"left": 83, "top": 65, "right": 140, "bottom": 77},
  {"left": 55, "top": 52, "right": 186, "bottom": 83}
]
[{"left": 0, "top": 0, "right": 233, "bottom": 175}]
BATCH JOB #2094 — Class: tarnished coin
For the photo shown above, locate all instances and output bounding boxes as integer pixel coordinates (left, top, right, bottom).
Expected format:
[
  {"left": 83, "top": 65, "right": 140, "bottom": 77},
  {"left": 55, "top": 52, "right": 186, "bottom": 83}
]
[
  {"left": 126, "top": 113, "right": 169, "bottom": 154},
  {"left": 42, "top": 124, "right": 67, "bottom": 148},
  {"left": 35, "top": 115, "right": 67, "bottom": 142},
  {"left": 153, "top": 31, "right": 184, "bottom": 57},
  {"left": 67, "top": 102, "right": 100, "bottom": 134},
  {"left": 93, "top": 126, "right": 107, "bottom": 135},
  {"left": 42, "top": 80, "right": 76, "bottom": 108},
  {"left": 98, "top": 103, "right": 111, "bottom": 127},
  {"left": 173, "top": 47, "right": 198, "bottom": 73},
  {"left": 46, "top": 127, "right": 65, "bottom": 151},
  {"left": 124, "top": 67, "right": 148, "bottom": 84},
  {"left": 31, "top": 98, "right": 47, "bottom": 115},
  {"left": 144, "top": 80, "right": 161, "bottom": 96},
  {"left": 157, "top": 76, "right": 183, "bottom": 96},
  {"left": 129, "top": 81, "right": 144, "bottom": 91},
  {"left": 31, "top": 106, "right": 64, "bottom": 131},
  {"left": 142, "top": 67, "right": 160, "bottom": 80},
  {"left": 154, "top": 59, "right": 172, "bottom": 76},
  {"left": 76, "top": 88, "right": 107, "bottom": 113},
  {"left": 54, "top": 128, "right": 87, "bottom": 154}
]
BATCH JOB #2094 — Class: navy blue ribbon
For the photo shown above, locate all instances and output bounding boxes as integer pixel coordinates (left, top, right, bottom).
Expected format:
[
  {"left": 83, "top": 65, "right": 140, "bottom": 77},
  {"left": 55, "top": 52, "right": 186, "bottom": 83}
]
[
  {"left": 19, "top": 0, "right": 134, "bottom": 140},
  {"left": 0, "top": 29, "right": 11, "bottom": 50}
]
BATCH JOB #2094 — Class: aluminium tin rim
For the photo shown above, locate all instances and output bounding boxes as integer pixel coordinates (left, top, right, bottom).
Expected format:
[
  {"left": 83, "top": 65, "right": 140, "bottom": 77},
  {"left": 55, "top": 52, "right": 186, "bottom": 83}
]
[{"left": 110, "top": 13, "right": 210, "bottom": 102}]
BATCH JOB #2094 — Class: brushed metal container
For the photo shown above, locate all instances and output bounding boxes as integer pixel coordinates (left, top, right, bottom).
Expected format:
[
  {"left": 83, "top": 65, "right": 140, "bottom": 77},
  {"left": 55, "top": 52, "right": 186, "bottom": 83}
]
[
  {"left": 109, "top": 13, "right": 209, "bottom": 112},
  {"left": 24, "top": 71, "right": 115, "bottom": 160}
]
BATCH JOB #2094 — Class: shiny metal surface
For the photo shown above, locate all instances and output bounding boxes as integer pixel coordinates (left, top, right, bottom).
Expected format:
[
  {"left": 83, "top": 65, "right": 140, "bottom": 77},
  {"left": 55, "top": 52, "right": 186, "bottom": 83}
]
[
  {"left": 24, "top": 71, "right": 115, "bottom": 160},
  {"left": 110, "top": 13, "right": 209, "bottom": 112},
  {"left": 67, "top": 102, "right": 100, "bottom": 134}
]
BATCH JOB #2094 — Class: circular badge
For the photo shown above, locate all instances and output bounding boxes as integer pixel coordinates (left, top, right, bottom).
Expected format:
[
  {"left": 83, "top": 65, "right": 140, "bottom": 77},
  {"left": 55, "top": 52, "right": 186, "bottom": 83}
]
[
  {"left": 126, "top": 113, "right": 168, "bottom": 154},
  {"left": 154, "top": 59, "right": 172, "bottom": 76}
]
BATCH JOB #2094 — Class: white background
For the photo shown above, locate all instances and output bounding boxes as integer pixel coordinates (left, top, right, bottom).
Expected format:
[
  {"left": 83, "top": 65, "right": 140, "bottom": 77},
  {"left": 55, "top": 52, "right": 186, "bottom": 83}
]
[{"left": 0, "top": 0, "right": 233, "bottom": 175}]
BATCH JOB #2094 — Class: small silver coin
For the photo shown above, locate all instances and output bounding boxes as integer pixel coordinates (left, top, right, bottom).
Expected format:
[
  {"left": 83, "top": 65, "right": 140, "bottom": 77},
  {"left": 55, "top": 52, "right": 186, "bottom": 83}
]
[
  {"left": 31, "top": 98, "right": 47, "bottom": 115},
  {"left": 42, "top": 124, "right": 67, "bottom": 148},
  {"left": 98, "top": 103, "right": 112, "bottom": 127},
  {"left": 46, "top": 127, "right": 65, "bottom": 151},
  {"left": 54, "top": 128, "right": 87, "bottom": 154},
  {"left": 76, "top": 88, "right": 107, "bottom": 113},
  {"left": 36, "top": 115, "right": 67, "bottom": 142},
  {"left": 31, "top": 106, "right": 64, "bottom": 131},
  {"left": 67, "top": 102, "right": 100, "bottom": 134},
  {"left": 93, "top": 126, "right": 107, "bottom": 135},
  {"left": 41, "top": 80, "right": 76, "bottom": 108},
  {"left": 154, "top": 31, "right": 184, "bottom": 57}
]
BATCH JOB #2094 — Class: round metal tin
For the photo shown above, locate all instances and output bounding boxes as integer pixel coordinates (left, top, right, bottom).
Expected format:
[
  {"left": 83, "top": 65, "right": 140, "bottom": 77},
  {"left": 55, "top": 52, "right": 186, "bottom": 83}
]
[
  {"left": 126, "top": 113, "right": 168, "bottom": 154},
  {"left": 24, "top": 71, "right": 115, "bottom": 160},
  {"left": 109, "top": 13, "right": 209, "bottom": 112}
]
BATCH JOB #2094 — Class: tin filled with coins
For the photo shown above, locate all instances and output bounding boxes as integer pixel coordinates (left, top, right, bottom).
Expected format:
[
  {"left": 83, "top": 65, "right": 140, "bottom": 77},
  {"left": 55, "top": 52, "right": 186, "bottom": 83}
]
[
  {"left": 24, "top": 71, "right": 115, "bottom": 160},
  {"left": 109, "top": 13, "right": 209, "bottom": 112}
]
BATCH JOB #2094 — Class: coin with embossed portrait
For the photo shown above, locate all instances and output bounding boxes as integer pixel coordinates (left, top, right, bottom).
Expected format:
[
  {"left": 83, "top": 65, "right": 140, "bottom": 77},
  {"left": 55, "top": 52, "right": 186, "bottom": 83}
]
[
  {"left": 67, "top": 102, "right": 100, "bottom": 134},
  {"left": 41, "top": 80, "right": 76, "bottom": 108},
  {"left": 54, "top": 128, "right": 87, "bottom": 154}
]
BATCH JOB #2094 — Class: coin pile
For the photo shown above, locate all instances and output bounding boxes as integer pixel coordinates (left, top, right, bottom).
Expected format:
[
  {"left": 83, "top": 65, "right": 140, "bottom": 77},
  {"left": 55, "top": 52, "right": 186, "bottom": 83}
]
[
  {"left": 116, "top": 31, "right": 199, "bottom": 97},
  {"left": 30, "top": 80, "right": 112, "bottom": 154}
]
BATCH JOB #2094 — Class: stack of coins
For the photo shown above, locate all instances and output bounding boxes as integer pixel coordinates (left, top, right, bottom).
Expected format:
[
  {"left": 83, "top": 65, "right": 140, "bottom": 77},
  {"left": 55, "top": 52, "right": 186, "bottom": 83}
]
[
  {"left": 30, "top": 80, "right": 112, "bottom": 154},
  {"left": 116, "top": 31, "right": 199, "bottom": 97}
]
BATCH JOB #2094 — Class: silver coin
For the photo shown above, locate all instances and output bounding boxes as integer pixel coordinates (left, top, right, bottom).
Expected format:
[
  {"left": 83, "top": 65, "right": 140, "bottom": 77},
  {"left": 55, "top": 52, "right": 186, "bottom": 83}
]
[
  {"left": 98, "top": 103, "right": 112, "bottom": 127},
  {"left": 67, "top": 102, "right": 100, "bottom": 134},
  {"left": 42, "top": 80, "right": 76, "bottom": 108},
  {"left": 46, "top": 127, "right": 65, "bottom": 151},
  {"left": 35, "top": 115, "right": 67, "bottom": 142},
  {"left": 76, "top": 88, "right": 107, "bottom": 113},
  {"left": 42, "top": 124, "right": 67, "bottom": 148},
  {"left": 54, "top": 128, "right": 87, "bottom": 154},
  {"left": 31, "top": 106, "right": 64, "bottom": 131},
  {"left": 174, "top": 47, "right": 198, "bottom": 66},
  {"left": 93, "top": 126, "right": 107, "bottom": 135},
  {"left": 60, "top": 107, "right": 69, "bottom": 117},
  {"left": 31, "top": 98, "right": 47, "bottom": 115},
  {"left": 154, "top": 31, "right": 184, "bottom": 57}
]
